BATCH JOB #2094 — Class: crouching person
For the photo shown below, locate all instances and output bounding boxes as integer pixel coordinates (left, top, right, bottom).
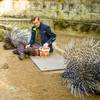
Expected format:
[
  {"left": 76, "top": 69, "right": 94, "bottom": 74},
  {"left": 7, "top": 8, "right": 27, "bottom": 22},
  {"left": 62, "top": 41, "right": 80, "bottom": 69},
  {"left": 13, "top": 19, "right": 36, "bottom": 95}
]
[{"left": 14, "top": 17, "right": 56, "bottom": 60}]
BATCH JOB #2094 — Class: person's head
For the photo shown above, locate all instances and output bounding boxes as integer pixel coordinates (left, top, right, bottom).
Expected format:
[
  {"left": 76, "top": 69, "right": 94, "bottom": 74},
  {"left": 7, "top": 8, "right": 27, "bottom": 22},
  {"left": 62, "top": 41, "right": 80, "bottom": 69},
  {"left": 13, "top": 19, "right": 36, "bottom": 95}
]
[{"left": 31, "top": 16, "right": 40, "bottom": 28}]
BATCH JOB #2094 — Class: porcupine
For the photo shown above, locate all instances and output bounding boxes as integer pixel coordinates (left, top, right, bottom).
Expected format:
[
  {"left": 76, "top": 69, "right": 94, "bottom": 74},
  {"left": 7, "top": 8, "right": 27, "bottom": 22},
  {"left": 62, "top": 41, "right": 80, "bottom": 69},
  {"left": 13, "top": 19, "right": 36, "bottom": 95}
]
[
  {"left": 62, "top": 38, "right": 100, "bottom": 99},
  {"left": 3, "top": 29, "right": 31, "bottom": 49}
]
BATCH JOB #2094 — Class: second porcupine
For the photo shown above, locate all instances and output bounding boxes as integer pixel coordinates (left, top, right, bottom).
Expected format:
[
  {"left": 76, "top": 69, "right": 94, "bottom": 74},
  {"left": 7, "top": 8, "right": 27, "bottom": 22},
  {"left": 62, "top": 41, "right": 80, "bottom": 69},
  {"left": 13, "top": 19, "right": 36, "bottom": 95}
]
[
  {"left": 62, "top": 38, "right": 100, "bottom": 99},
  {"left": 3, "top": 29, "right": 31, "bottom": 49}
]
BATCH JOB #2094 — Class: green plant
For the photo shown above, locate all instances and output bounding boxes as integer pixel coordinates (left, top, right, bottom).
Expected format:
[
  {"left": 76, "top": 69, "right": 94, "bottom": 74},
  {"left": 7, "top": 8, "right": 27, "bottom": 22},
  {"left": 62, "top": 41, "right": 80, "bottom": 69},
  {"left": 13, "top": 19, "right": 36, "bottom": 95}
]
[
  {"left": 0, "top": 29, "right": 5, "bottom": 42},
  {"left": 54, "top": 19, "right": 70, "bottom": 30}
]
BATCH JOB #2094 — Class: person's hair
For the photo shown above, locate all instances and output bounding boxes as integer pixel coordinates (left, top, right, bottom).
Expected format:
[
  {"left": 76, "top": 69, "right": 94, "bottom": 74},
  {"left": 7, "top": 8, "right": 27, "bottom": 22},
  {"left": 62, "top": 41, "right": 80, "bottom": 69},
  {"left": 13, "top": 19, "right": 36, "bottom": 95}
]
[{"left": 31, "top": 16, "right": 40, "bottom": 22}]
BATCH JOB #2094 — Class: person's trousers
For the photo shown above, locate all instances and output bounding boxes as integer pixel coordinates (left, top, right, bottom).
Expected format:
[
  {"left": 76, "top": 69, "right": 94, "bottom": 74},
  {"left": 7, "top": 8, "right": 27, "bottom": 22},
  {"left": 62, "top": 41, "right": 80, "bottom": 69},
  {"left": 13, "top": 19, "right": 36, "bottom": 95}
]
[{"left": 16, "top": 42, "right": 41, "bottom": 56}]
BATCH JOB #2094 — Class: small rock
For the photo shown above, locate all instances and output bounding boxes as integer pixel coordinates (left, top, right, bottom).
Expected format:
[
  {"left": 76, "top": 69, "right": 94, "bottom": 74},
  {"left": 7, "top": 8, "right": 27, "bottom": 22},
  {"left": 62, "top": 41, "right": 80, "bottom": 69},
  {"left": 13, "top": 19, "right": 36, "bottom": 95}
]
[{"left": 0, "top": 63, "right": 9, "bottom": 69}]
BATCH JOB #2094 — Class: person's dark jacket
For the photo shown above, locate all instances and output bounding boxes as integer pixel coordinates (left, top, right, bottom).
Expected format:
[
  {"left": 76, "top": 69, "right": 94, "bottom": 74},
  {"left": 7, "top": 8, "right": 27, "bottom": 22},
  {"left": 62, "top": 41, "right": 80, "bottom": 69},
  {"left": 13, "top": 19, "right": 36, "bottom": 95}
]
[{"left": 29, "top": 23, "right": 56, "bottom": 52}]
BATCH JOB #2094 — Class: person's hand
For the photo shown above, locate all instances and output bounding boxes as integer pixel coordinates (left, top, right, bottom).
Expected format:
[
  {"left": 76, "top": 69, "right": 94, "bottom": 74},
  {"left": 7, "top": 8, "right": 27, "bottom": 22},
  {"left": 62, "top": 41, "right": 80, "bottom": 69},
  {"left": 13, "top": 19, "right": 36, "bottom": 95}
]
[
  {"left": 25, "top": 44, "right": 30, "bottom": 48},
  {"left": 43, "top": 43, "right": 49, "bottom": 48}
]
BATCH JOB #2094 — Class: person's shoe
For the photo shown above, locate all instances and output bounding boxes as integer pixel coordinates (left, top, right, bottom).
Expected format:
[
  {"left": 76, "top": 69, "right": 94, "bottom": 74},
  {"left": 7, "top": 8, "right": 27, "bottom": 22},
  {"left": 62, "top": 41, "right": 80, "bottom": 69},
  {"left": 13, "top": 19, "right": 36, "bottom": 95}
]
[
  {"left": 19, "top": 53, "right": 25, "bottom": 60},
  {"left": 13, "top": 49, "right": 18, "bottom": 54}
]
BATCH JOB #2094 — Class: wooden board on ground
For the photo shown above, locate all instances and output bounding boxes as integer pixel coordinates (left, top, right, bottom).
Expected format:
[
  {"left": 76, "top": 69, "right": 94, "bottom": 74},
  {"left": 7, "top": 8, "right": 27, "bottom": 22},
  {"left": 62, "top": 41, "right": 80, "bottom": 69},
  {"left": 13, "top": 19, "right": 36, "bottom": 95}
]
[{"left": 30, "top": 52, "right": 65, "bottom": 71}]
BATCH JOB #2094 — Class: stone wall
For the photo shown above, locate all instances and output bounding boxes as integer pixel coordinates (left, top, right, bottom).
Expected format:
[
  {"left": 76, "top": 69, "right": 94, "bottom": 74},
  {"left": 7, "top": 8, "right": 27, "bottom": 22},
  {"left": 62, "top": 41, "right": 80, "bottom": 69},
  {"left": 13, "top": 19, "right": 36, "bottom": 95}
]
[{"left": 0, "top": 0, "right": 99, "bottom": 21}]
